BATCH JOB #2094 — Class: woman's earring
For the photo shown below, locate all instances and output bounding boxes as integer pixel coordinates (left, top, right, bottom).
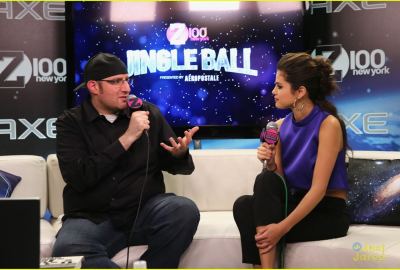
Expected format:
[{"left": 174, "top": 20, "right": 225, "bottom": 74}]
[
  {"left": 293, "top": 98, "right": 304, "bottom": 112},
  {"left": 297, "top": 102, "right": 305, "bottom": 112}
]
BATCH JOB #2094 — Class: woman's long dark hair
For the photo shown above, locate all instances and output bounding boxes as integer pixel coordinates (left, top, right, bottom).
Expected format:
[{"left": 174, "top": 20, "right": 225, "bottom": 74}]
[{"left": 277, "top": 52, "right": 349, "bottom": 150}]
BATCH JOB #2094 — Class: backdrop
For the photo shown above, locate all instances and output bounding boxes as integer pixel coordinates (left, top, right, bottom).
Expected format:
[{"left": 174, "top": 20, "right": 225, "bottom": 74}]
[
  {"left": 0, "top": 2, "right": 399, "bottom": 155},
  {"left": 305, "top": 1, "right": 399, "bottom": 151},
  {"left": 0, "top": 1, "right": 67, "bottom": 157}
]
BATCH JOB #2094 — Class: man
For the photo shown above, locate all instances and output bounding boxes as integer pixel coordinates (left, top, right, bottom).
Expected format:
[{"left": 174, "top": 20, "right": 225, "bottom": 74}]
[{"left": 52, "top": 53, "right": 200, "bottom": 268}]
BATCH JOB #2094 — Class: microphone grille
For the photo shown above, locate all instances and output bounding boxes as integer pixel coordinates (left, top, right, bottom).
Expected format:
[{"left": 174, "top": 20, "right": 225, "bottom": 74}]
[
  {"left": 266, "top": 121, "right": 278, "bottom": 130},
  {"left": 127, "top": 94, "right": 143, "bottom": 110},
  {"left": 260, "top": 121, "right": 279, "bottom": 144}
]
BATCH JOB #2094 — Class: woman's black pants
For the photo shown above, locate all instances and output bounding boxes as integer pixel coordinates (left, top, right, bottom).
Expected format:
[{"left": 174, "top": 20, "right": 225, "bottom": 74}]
[{"left": 233, "top": 170, "right": 350, "bottom": 265}]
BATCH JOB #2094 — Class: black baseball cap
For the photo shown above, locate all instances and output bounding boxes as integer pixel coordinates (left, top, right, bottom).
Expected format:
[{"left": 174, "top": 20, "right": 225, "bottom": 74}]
[{"left": 73, "top": 53, "right": 128, "bottom": 91}]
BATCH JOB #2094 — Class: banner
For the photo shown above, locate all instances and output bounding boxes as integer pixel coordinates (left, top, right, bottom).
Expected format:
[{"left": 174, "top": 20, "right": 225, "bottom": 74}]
[
  {"left": 305, "top": 1, "right": 399, "bottom": 151},
  {"left": 1, "top": 2, "right": 399, "bottom": 152},
  {"left": 0, "top": 1, "right": 67, "bottom": 157}
]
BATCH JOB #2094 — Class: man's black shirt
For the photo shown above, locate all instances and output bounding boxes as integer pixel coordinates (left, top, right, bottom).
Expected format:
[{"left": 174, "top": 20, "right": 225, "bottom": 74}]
[{"left": 56, "top": 99, "right": 194, "bottom": 230}]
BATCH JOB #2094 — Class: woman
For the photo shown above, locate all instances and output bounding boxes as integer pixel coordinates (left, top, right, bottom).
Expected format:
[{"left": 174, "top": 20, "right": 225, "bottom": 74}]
[{"left": 233, "top": 52, "right": 350, "bottom": 268}]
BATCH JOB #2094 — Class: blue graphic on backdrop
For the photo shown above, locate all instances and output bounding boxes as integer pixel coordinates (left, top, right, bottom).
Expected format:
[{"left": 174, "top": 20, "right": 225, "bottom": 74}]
[
  {"left": 347, "top": 158, "right": 400, "bottom": 225},
  {"left": 337, "top": 93, "right": 400, "bottom": 150}
]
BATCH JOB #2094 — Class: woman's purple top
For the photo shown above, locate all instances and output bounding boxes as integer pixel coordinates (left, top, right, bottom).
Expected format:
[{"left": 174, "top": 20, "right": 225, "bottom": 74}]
[{"left": 279, "top": 105, "right": 348, "bottom": 190}]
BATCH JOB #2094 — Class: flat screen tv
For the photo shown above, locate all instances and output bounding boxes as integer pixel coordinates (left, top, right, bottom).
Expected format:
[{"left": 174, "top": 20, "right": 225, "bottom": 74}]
[{"left": 66, "top": 1, "right": 305, "bottom": 138}]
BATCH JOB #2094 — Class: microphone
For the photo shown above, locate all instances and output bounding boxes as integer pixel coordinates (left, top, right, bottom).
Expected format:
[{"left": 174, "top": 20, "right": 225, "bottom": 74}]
[
  {"left": 260, "top": 122, "right": 279, "bottom": 171},
  {"left": 260, "top": 121, "right": 279, "bottom": 145},
  {"left": 127, "top": 94, "right": 143, "bottom": 110},
  {"left": 126, "top": 94, "right": 148, "bottom": 136}
]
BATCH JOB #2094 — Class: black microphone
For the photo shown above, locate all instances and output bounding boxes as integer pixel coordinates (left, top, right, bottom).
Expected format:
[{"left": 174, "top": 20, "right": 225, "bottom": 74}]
[
  {"left": 260, "top": 121, "right": 279, "bottom": 145},
  {"left": 126, "top": 94, "right": 148, "bottom": 136}
]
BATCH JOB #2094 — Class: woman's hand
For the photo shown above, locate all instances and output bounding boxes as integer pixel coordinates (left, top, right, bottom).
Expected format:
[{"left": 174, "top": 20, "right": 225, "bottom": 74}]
[
  {"left": 255, "top": 223, "right": 286, "bottom": 254},
  {"left": 257, "top": 142, "right": 276, "bottom": 168}
]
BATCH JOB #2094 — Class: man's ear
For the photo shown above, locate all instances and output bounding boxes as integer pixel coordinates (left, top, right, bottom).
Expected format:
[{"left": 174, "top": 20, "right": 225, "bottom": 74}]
[{"left": 86, "top": 80, "right": 99, "bottom": 95}]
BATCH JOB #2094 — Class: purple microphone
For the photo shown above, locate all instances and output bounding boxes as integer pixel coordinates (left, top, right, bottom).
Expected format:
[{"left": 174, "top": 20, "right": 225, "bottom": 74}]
[
  {"left": 127, "top": 94, "right": 143, "bottom": 110},
  {"left": 260, "top": 121, "right": 279, "bottom": 145}
]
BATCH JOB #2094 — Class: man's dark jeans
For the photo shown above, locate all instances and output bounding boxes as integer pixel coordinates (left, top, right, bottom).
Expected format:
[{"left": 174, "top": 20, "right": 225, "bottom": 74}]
[{"left": 52, "top": 193, "right": 200, "bottom": 268}]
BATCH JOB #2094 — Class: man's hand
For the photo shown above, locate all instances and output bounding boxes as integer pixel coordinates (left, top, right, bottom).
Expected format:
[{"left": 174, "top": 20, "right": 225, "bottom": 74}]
[
  {"left": 160, "top": 126, "right": 199, "bottom": 158},
  {"left": 119, "top": 111, "right": 150, "bottom": 150}
]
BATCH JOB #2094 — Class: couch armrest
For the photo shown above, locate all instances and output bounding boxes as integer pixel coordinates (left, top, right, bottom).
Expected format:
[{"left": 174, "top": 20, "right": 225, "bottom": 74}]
[
  {"left": 0, "top": 155, "right": 47, "bottom": 217},
  {"left": 47, "top": 154, "right": 65, "bottom": 218}
]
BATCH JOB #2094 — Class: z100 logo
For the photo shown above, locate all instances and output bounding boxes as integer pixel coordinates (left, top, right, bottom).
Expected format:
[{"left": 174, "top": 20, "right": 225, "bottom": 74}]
[
  {"left": 0, "top": 51, "right": 66, "bottom": 88},
  {"left": 311, "top": 44, "right": 390, "bottom": 82},
  {"left": 188, "top": 27, "right": 209, "bottom": 42},
  {"left": 166, "top": 23, "right": 209, "bottom": 46}
]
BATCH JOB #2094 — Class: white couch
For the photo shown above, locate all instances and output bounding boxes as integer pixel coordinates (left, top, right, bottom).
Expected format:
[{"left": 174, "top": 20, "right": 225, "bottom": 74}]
[{"left": 1, "top": 150, "right": 400, "bottom": 268}]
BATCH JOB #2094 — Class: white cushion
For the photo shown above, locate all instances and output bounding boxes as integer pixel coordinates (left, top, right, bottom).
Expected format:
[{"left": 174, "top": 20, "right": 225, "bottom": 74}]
[
  {"left": 0, "top": 155, "right": 47, "bottom": 217},
  {"left": 179, "top": 211, "right": 251, "bottom": 268},
  {"left": 347, "top": 150, "right": 400, "bottom": 160},
  {"left": 112, "top": 245, "right": 147, "bottom": 268},
  {"left": 164, "top": 149, "right": 260, "bottom": 211},
  {"left": 47, "top": 154, "right": 65, "bottom": 218},
  {"left": 285, "top": 224, "right": 400, "bottom": 268},
  {"left": 40, "top": 219, "right": 57, "bottom": 258},
  {"left": 194, "top": 211, "right": 240, "bottom": 239}
]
